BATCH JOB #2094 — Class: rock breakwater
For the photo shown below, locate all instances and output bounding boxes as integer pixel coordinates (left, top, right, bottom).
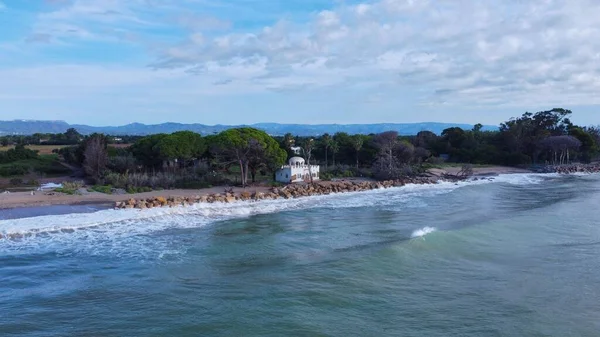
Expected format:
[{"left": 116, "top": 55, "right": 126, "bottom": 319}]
[
  {"left": 536, "top": 164, "right": 600, "bottom": 174},
  {"left": 114, "top": 177, "right": 438, "bottom": 210}
]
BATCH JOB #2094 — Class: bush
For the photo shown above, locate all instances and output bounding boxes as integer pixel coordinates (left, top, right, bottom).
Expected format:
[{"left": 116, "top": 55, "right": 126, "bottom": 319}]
[
  {"left": 55, "top": 187, "right": 76, "bottom": 195},
  {"left": 0, "top": 164, "right": 29, "bottom": 177},
  {"left": 26, "top": 179, "right": 40, "bottom": 186},
  {"left": 107, "top": 155, "right": 138, "bottom": 173},
  {"left": 89, "top": 185, "right": 113, "bottom": 194},
  {"left": 9, "top": 178, "right": 23, "bottom": 186},
  {"left": 126, "top": 186, "right": 153, "bottom": 194},
  {"left": 0, "top": 144, "right": 38, "bottom": 164},
  {"left": 62, "top": 180, "right": 84, "bottom": 190}
]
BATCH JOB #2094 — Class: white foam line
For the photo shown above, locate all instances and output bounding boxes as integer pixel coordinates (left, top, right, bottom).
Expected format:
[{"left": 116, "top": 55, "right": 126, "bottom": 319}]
[
  {"left": 411, "top": 226, "right": 437, "bottom": 238},
  {"left": 0, "top": 173, "right": 557, "bottom": 239}
]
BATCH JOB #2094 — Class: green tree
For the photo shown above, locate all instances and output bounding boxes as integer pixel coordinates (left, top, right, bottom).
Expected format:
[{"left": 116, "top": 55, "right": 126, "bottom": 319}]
[
  {"left": 130, "top": 134, "right": 169, "bottom": 169},
  {"left": 65, "top": 128, "right": 82, "bottom": 144},
  {"left": 350, "top": 135, "right": 365, "bottom": 169},
  {"left": 321, "top": 133, "right": 333, "bottom": 170},
  {"left": 155, "top": 131, "right": 206, "bottom": 169},
  {"left": 212, "top": 128, "right": 286, "bottom": 187},
  {"left": 569, "top": 127, "right": 597, "bottom": 163}
]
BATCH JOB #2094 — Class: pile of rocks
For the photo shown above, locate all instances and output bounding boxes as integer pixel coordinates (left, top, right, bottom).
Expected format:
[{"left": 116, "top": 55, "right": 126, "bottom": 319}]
[
  {"left": 114, "top": 177, "right": 439, "bottom": 210},
  {"left": 538, "top": 164, "right": 600, "bottom": 174}
]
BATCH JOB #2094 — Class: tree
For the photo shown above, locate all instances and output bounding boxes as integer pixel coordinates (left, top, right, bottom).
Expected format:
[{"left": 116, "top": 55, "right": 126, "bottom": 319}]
[
  {"left": 130, "top": 134, "right": 168, "bottom": 169},
  {"left": 373, "top": 131, "right": 399, "bottom": 171},
  {"left": 330, "top": 141, "right": 339, "bottom": 167},
  {"left": 299, "top": 138, "right": 315, "bottom": 183},
  {"left": 414, "top": 130, "right": 438, "bottom": 149},
  {"left": 321, "top": 133, "right": 333, "bottom": 170},
  {"left": 155, "top": 131, "right": 206, "bottom": 169},
  {"left": 569, "top": 127, "right": 597, "bottom": 163},
  {"left": 212, "top": 128, "right": 286, "bottom": 187},
  {"left": 1, "top": 138, "right": 8, "bottom": 147},
  {"left": 499, "top": 108, "right": 574, "bottom": 163},
  {"left": 538, "top": 136, "right": 581, "bottom": 165},
  {"left": 83, "top": 134, "right": 108, "bottom": 182},
  {"left": 65, "top": 128, "right": 82, "bottom": 144},
  {"left": 350, "top": 135, "right": 365, "bottom": 169}
]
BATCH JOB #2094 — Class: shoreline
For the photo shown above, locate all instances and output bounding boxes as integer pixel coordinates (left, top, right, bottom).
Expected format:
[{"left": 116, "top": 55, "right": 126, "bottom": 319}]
[
  {"left": 0, "top": 166, "right": 532, "bottom": 211},
  {"left": 0, "top": 165, "right": 593, "bottom": 212}
]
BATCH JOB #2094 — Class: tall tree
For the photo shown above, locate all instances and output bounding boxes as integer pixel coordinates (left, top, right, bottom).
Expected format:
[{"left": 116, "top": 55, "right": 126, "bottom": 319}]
[
  {"left": 321, "top": 133, "right": 332, "bottom": 170},
  {"left": 83, "top": 134, "right": 108, "bottom": 183},
  {"left": 299, "top": 138, "right": 315, "bottom": 183},
  {"left": 350, "top": 135, "right": 365, "bottom": 170},
  {"left": 330, "top": 141, "right": 339, "bottom": 167},
  {"left": 373, "top": 131, "right": 399, "bottom": 171},
  {"left": 155, "top": 131, "right": 206, "bottom": 169},
  {"left": 213, "top": 128, "right": 286, "bottom": 187}
]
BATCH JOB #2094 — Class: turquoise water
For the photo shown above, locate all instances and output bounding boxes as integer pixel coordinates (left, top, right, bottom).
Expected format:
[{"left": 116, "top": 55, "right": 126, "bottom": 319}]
[{"left": 1, "top": 174, "right": 600, "bottom": 336}]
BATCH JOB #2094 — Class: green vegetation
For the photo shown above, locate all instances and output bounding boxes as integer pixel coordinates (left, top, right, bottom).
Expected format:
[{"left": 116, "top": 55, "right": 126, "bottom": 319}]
[
  {"left": 88, "top": 185, "right": 113, "bottom": 194},
  {"left": 54, "top": 181, "right": 84, "bottom": 195},
  {"left": 0, "top": 153, "right": 70, "bottom": 177},
  {"left": 3, "top": 108, "right": 598, "bottom": 189}
]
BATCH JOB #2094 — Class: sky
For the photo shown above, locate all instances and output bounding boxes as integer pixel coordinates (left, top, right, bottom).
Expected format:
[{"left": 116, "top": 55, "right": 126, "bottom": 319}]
[{"left": 0, "top": 0, "right": 599, "bottom": 127}]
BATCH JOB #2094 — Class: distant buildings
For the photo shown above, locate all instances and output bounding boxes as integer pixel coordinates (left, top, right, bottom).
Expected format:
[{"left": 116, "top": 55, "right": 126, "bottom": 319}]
[{"left": 275, "top": 157, "right": 320, "bottom": 184}]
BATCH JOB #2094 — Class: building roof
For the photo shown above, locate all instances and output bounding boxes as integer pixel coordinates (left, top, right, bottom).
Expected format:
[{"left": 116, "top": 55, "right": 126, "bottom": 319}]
[{"left": 289, "top": 156, "right": 305, "bottom": 165}]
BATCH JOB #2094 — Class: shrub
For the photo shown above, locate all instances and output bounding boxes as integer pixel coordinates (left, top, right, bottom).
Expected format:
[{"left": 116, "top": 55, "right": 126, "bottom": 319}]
[
  {"left": 126, "top": 186, "right": 153, "bottom": 194},
  {"left": 0, "top": 164, "right": 29, "bottom": 177},
  {"left": 104, "top": 171, "right": 128, "bottom": 188},
  {"left": 89, "top": 185, "right": 113, "bottom": 194},
  {"left": 107, "top": 155, "right": 138, "bottom": 173},
  {"left": 26, "top": 179, "right": 40, "bottom": 186},
  {"left": 55, "top": 187, "right": 76, "bottom": 195},
  {"left": 62, "top": 181, "right": 84, "bottom": 190},
  {"left": 9, "top": 178, "right": 23, "bottom": 186}
]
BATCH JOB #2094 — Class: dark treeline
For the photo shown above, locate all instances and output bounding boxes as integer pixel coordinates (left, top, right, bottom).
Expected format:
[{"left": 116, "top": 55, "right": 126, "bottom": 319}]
[
  {"left": 285, "top": 108, "right": 599, "bottom": 169},
  {"left": 0, "top": 128, "right": 141, "bottom": 146},
  {"left": 3, "top": 108, "right": 599, "bottom": 190}
]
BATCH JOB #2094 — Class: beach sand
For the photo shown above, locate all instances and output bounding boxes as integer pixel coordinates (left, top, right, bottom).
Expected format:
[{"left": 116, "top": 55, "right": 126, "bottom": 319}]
[{"left": 0, "top": 166, "right": 531, "bottom": 210}]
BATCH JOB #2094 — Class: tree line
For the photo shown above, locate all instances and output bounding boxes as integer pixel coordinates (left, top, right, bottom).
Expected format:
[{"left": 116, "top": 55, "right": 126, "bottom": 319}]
[
  {"left": 0, "top": 128, "right": 140, "bottom": 147},
  {"left": 7, "top": 108, "right": 598, "bottom": 190}
]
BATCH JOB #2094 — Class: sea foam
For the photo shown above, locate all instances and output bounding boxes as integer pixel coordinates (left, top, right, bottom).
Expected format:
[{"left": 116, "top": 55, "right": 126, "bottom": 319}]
[
  {"left": 411, "top": 226, "right": 437, "bottom": 238},
  {"left": 0, "top": 172, "right": 558, "bottom": 254}
]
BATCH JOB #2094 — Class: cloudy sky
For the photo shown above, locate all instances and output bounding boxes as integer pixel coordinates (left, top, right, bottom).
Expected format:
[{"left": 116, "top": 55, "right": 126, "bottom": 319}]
[{"left": 1, "top": 0, "right": 599, "bottom": 126}]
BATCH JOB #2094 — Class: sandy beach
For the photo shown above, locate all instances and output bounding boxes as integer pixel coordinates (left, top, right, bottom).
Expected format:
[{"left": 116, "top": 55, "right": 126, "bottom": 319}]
[{"left": 0, "top": 166, "right": 530, "bottom": 210}]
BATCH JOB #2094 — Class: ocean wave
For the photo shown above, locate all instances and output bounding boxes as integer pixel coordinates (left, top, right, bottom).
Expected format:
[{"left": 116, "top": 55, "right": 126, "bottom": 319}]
[
  {"left": 411, "top": 226, "right": 437, "bottom": 238},
  {"left": 0, "top": 173, "right": 560, "bottom": 253}
]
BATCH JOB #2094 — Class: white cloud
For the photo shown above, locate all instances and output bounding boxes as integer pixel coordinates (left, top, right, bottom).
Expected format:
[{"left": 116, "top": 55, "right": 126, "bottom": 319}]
[
  {"left": 5, "top": 0, "right": 600, "bottom": 124},
  {"left": 148, "top": 0, "right": 600, "bottom": 109}
]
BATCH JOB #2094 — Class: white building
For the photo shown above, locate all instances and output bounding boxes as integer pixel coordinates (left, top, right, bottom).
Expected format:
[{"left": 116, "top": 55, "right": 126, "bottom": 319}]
[{"left": 275, "top": 157, "right": 320, "bottom": 183}]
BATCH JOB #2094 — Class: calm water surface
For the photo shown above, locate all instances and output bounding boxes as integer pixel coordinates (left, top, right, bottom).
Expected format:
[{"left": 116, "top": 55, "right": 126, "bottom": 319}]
[{"left": 1, "top": 174, "right": 600, "bottom": 336}]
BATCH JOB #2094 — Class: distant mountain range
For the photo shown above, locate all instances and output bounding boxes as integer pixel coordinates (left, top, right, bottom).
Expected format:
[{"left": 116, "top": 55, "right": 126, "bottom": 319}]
[{"left": 0, "top": 120, "right": 498, "bottom": 136}]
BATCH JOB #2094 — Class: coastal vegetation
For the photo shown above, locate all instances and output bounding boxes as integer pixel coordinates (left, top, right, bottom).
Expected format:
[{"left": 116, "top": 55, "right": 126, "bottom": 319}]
[{"left": 1, "top": 108, "right": 599, "bottom": 192}]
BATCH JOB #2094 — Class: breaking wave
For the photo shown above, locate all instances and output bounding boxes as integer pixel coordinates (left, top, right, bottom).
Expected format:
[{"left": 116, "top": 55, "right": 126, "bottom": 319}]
[
  {"left": 411, "top": 226, "right": 437, "bottom": 238},
  {"left": 0, "top": 173, "right": 558, "bottom": 256}
]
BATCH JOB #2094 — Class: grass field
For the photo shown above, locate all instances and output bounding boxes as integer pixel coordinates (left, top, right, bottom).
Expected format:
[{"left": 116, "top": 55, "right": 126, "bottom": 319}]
[
  {"left": 0, "top": 145, "right": 69, "bottom": 155},
  {"left": 0, "top": 144, "right": 131, "bottom": 155},
  {"left": 0, "top": 154, "right": 71, "bottom": 177}
]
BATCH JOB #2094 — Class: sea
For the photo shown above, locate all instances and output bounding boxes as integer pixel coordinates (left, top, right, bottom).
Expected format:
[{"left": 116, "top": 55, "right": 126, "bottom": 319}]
[{"left": 1, "top": 173, "right": 600, "bottom": 336}]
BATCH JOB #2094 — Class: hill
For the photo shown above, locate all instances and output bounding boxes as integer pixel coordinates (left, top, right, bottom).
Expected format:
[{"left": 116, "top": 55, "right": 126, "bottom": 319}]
[{"left": 0, "top": 120, "right": 497, "bottom": 136}]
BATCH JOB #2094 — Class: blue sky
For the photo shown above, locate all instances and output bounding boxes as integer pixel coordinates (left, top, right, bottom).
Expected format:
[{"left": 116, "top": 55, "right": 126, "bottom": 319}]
[{"left": 1, "top": 0, "right": 599, "bottom": 126}]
